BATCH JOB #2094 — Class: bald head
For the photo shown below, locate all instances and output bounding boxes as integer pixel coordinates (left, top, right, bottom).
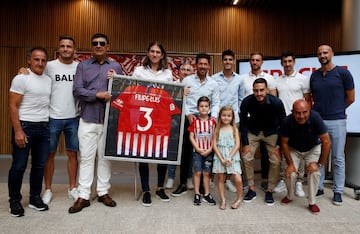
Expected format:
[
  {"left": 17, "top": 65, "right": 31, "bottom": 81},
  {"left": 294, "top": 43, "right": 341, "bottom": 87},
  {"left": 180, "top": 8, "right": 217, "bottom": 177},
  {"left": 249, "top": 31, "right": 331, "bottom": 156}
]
[
  {"left": 292, "top": 99, "right": 310, "bottom": 124},
  {"left": 318, "top": 44, "right": 333, "bottom": 53},
  {"left": 317, "top": 44, "right": 334, "bottom": 67},
  {"left": 293, "top": 99, "right": 309, "bottom": 110}
]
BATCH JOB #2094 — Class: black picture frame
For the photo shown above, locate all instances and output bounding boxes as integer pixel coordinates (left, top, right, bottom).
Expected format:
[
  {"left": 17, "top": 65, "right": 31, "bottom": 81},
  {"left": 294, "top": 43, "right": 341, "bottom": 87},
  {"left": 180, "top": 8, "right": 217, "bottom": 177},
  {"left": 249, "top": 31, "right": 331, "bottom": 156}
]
[{"left": 103, "top": 75, "right": 186, "bottom": 164}]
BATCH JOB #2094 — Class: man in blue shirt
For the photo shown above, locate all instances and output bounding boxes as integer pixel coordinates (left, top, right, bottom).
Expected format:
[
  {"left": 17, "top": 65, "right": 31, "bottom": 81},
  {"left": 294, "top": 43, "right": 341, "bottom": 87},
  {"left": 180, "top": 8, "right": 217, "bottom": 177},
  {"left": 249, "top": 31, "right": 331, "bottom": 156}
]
[
  {"left": 240, "top": 78, "right": 286, "bottom": 205},
  {"left": 172, "top": 53, "right": 219, "bottom": 204},
  {"left": 212, "top": 49, "right": 245, "bottom": 124},
  {"left": 212, "top": 49, "right": 245, "bottom": 193},
  {"left": 181, "top": 53, "right": 220, "bottom": 121},
  {"left": 310, "top": 44, "right": 355, "bottom": 206},
  {"left": 280, "top": 99, "right": 331, "bottom": 214}
]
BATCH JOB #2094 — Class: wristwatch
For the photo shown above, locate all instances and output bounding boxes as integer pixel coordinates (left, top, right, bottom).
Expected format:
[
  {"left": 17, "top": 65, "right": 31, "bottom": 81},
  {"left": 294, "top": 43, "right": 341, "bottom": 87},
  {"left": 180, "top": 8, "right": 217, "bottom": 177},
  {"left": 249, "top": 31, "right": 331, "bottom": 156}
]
[{"left": 317, "top": 163, "right": 323, "bottom": 169}]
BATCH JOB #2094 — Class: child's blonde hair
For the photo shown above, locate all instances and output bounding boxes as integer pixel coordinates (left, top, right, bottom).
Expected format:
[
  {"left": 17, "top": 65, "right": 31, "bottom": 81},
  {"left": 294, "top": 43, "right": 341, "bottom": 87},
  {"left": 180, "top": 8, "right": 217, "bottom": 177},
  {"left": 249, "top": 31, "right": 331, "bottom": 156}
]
[{"left": 214, "top": 106, "right": 237, "bottom": 141}]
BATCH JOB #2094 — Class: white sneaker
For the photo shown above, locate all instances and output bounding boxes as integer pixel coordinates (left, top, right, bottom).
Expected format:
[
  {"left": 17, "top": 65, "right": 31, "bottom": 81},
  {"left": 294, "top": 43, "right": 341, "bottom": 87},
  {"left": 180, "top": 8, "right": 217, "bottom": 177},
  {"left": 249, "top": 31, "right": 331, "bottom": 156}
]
[
  {"left": 68, "top": 188, "right": 79, "bottom": 201},
  {"left": 165, "top": 178, "right": 174, "bottom": 189},
  {"left": 42, "top": 189, "right": 52, "bottom": 205},
  {"left": 295, "top": 182, "right": 305, "bottom": 197},
  {"left": 273, "top": 180, "right": 287, "bottom": 193},
  {"left": 186, "top": 178, "right": 194, "bottom": 190},
  {"left": 210, "top": 180, "right": 215, "bottom": 188},
  {"left": 225, "top": 180, "right": 237, "bottom": 193}
]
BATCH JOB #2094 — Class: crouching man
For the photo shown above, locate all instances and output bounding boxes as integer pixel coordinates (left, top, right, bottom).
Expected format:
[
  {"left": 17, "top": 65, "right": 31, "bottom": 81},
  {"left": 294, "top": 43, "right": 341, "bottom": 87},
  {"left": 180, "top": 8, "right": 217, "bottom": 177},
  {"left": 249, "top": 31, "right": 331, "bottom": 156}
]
[{"left": 279, "top": 99, "right": 331, "bottom": 214}]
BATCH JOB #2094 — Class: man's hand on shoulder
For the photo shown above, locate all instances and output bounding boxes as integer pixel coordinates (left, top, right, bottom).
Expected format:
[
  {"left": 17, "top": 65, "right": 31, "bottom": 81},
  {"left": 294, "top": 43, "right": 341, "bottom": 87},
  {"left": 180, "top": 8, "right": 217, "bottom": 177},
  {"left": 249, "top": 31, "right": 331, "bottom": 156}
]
[
  {"left": 187, "top": 114, "right": 196, "bottom": 124},
  {"left": 18, "top": 67, "right": 29, "bottom": 75}
]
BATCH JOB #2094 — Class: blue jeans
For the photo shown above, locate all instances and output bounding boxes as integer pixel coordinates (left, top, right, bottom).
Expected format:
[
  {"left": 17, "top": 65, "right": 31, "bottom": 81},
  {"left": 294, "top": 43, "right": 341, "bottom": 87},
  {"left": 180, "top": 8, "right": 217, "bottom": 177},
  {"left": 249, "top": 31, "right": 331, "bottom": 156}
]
[
  {"left": 193, "top": 152, "right": 213, "bottom": 173},
  {"left": 167, "top": 163, "right": 193, "bottom": 179},
  {"left": 49, "top": 117, "right": 79, "bottom": 153},
  {"left": 8, "top": 121, "right": 50, "bottom": 201},
  {"left": 319, "top": 119, "right": 346, "bottom": 194},
  {"left": 167, "top": 165, "right": 177, "bottom": 179}
]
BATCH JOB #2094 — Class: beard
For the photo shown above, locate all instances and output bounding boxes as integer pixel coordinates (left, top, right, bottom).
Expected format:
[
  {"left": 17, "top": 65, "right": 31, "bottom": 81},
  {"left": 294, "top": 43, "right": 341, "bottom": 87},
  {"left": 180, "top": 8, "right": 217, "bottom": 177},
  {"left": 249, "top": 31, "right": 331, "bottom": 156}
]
[{"left": 320, "top": 58, "right": 330, "bottom": 65}]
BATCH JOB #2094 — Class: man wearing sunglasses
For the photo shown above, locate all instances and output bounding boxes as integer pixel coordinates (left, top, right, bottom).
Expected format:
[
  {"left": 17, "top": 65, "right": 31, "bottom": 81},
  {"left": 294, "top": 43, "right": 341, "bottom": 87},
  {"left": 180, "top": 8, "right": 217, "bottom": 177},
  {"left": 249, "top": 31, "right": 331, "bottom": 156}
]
[{"left": 70, "top": 33, "right": 123, "bottom": 213}]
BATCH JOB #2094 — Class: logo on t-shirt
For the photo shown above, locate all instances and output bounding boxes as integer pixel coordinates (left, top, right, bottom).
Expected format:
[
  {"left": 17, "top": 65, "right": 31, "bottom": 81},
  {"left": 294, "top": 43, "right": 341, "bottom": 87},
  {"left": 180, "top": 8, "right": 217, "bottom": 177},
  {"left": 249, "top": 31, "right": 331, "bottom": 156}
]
[{"left": 188, "top": 117, "right": 216, "bottom": 150}]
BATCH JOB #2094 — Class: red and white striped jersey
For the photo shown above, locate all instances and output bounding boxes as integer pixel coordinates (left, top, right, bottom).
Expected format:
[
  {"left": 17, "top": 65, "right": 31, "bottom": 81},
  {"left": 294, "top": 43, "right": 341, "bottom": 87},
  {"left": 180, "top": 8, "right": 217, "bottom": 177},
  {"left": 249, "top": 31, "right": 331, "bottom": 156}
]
[
  {"left": 111, "top": 85, "right": 181, "bottom": 158},
  {"left": 188, "top": 116, "right": 216, "bottom": 150}
]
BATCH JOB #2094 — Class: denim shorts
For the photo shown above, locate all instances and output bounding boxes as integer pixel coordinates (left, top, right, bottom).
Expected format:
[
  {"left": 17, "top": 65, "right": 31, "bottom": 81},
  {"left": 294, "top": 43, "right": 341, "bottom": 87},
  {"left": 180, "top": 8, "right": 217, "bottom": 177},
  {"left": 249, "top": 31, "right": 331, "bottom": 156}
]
[
  {"left": 192, "top": 151, "right": 213, "bottom": 173},
  {"left": 49, "top": 117, "right": 79, "bottom": 153}
]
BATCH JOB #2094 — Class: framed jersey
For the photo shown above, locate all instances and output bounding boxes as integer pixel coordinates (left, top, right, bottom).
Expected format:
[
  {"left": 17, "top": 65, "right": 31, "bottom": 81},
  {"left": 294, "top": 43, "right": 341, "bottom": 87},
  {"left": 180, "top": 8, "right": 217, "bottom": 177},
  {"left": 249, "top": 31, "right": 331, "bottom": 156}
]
[{"left": 103, "top": 75, "right": 186, "bottom": 165}]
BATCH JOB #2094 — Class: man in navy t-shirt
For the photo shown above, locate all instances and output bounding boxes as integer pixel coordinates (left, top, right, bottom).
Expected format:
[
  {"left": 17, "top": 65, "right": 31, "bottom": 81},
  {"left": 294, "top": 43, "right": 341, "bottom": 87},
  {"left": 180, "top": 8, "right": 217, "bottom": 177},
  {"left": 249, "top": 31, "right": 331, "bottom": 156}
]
[
  {"left": 310, "top": 44, "right": 355, "bottom": 206},
  {"left": 280, "top": 99, "right": 331, "bottom": 214}
]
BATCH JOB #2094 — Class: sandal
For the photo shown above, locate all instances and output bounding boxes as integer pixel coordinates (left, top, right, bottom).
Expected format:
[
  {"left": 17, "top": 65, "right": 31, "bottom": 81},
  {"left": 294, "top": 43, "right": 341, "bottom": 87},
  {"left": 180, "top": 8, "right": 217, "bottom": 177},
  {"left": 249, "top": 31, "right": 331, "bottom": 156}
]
[
  {"left": 231, "top": 200, "right": 241, "bottom": 209},
  {"left": 219, "top": 200, "right": 226, "bottom": 210}
]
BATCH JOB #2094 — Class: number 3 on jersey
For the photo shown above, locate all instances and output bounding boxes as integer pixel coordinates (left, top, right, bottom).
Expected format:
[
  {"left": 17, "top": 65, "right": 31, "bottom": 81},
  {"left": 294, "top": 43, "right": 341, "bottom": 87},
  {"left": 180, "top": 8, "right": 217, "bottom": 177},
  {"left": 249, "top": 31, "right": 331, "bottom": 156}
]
[{"left": 137, "top": 107, "right": 153, "bottom": 132}]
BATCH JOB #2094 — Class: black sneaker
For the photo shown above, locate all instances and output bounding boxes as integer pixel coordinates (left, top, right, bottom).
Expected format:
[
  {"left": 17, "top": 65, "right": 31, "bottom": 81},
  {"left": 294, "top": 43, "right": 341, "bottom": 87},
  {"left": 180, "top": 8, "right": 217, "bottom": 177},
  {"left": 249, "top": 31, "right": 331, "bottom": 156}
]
[
  {"left": 244, "top": 189, "right": 256, "bottom": 202},
  {"left": 194, "top": 194, "right": 201, "bottom": 206},
  {"left": 156, "top": 189, "right": 170, "bottom": 202},
  {"left": 265, "top": 191, "right": 274, "bottom": 206},
  {"left": 332, "top": 192, "right": 343, "bottom": 206},
  {"left": 29, "top": 196, "right": 49, "bottom": 211},
  {"left": 172, "top": 184, "right": 187, "bottom": 197},
  {"left": 202, "top": 193, "right": 216, "bottom": 206},
  {"left": 9, "top": 199, "right": 24, "bottom": 217},
  {"left": 142, "top": 191, "right": 152, "bottom": 207},
  {"left": 316, "top": 189, "right": 324, "bottom": 197}
]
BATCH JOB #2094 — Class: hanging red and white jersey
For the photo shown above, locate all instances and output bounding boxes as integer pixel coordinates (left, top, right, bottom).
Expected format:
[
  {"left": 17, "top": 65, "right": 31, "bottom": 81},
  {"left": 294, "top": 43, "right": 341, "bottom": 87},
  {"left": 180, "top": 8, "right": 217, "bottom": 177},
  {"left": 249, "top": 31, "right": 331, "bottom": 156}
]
[
  {"left": 188, "top": 116, "right": 216, "bottom": 150},
  {"left": 111, "top": 85, "right": 181, "bottom": 158}
]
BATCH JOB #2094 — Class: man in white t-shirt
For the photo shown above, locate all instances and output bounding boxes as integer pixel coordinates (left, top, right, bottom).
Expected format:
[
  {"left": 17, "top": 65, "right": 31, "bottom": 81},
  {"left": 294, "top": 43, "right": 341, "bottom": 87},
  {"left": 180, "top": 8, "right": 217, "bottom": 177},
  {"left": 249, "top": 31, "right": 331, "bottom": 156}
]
[
  {"left": 8, "top": 47, "right": 52, "bottom": 217},
  {"left": 240, "top": 52, "right": 277, "bottom": 97},
  {"left": 276, "top": 51, "right": 311, "bottom": 115},
  {"left": 18, "top": 36, "right": 80, "bottom": 205},
  {"left": 41, "top": 36, "right": 80, "bottom": 204},
  {"left": 273, "top": 51, "right": 311, "bottom": 196}
]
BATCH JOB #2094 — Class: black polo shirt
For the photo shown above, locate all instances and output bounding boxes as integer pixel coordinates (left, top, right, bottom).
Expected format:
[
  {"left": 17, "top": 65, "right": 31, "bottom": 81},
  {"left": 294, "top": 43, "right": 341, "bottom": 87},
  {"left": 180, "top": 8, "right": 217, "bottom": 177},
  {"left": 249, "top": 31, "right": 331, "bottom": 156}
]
[{"left": 280, "top": 110, "right": 328, "bottom": 152}]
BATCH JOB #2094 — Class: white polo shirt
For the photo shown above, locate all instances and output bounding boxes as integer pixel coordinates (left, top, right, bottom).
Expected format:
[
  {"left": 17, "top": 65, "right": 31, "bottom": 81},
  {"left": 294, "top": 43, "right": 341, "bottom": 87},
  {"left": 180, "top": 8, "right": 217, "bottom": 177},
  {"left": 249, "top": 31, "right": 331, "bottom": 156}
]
[
  {"left": 240, "top": 71, "right": 276, "bottom": 97},
  {"left": 275, "top": 71, "right": 310, "bottom": 115}
]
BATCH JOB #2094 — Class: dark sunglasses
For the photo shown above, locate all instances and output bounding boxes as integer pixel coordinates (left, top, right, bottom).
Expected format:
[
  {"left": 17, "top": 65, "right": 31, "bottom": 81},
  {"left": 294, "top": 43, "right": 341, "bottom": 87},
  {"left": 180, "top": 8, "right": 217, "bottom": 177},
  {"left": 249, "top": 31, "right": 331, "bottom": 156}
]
[{"left": 92, "top": 41, "right": 106, "bottom": 47}]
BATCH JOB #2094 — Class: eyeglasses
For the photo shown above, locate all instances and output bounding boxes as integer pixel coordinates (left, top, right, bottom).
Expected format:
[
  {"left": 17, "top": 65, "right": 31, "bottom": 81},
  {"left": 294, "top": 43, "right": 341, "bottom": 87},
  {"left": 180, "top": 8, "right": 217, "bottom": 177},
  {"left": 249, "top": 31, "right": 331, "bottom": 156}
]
[{"left": 92, "top": 41, "right": 106, "bottom": 47}]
